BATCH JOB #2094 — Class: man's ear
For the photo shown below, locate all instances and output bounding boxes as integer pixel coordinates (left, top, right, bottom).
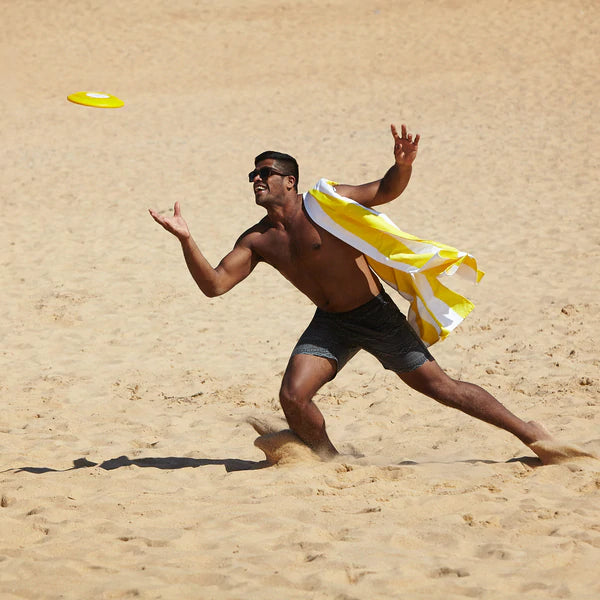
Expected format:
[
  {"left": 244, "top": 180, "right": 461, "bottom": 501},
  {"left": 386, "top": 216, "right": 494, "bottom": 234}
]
[{"left": 285, "top": 175, "right": 296, "bottom": 190}]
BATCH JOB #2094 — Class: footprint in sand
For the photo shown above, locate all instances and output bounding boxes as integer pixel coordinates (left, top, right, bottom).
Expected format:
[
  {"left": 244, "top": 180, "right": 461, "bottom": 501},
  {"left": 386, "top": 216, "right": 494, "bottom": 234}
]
[{"left": 246, "top": 417, "right": 321, "bottom": 466}]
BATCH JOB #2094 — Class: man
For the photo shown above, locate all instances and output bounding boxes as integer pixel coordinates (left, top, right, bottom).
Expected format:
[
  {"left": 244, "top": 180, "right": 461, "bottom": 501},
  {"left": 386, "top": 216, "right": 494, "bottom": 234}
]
[{"left": 149, "top": 124, "right": 553, "bottom": 461}]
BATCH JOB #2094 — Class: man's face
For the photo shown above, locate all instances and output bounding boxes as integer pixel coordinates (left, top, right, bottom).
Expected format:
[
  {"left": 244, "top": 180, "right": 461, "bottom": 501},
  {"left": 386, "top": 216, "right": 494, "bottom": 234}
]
[{"left": 250, "top": 159, "right": 290, "bottom": 205}]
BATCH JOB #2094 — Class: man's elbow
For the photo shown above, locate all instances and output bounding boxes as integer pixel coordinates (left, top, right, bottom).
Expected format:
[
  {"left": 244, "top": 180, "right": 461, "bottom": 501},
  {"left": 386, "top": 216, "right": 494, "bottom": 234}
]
[
  {"left": 200, "top": 279, "right": 230, "bottom": 298},
  {"left": 201, "top": 285, "right": 224, "bottom": 298}
]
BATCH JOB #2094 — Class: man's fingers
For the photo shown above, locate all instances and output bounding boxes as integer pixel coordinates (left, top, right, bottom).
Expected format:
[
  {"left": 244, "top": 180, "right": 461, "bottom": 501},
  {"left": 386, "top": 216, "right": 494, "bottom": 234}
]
[
  {"left": 174, "top": 201, "right": 181, "bottom": 217},
  {"left": 414, "top": 133, "right": 420, "bottom": 145},
  {"left": 393, "top": 123, "right": 419, "bottom": 141}
]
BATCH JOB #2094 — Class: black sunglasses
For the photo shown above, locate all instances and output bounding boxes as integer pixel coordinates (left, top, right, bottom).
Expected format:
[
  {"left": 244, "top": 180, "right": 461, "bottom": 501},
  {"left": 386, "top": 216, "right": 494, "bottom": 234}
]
[{"left": 248, "top": 166, "right": 290, "bottom": 183}]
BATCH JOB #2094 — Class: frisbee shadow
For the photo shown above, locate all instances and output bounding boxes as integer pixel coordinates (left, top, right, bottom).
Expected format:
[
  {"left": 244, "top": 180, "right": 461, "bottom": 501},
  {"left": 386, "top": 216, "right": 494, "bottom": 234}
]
[{"left": 7, "top": 454, "right": 270, "bottom": 475}]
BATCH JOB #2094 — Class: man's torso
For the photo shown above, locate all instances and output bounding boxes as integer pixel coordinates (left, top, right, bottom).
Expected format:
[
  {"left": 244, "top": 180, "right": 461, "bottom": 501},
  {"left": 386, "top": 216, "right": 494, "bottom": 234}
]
[{"left": 245, "top": 201, "right": 382, "bottom": 312}]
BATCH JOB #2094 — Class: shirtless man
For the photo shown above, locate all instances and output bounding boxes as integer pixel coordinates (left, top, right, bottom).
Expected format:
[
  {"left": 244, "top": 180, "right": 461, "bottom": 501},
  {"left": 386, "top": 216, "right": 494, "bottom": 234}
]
[{"left": 149, "top": 124, "right": 552, "bottom": 460}]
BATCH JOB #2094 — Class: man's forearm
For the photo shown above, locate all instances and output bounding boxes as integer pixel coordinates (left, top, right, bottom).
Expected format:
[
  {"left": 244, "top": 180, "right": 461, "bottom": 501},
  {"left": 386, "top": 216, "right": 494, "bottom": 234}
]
[
  {"left": 376, "top": 163, "right": 412, "bottom": 203},
  {"left": 336, "top": 162, "right": 413, "bottom": 207},
  {"left": 342, "top": 122, "right": 418, "bottom": 207},
  {"left": 179, "top": 236, "right": 222, "bottom": 297}
]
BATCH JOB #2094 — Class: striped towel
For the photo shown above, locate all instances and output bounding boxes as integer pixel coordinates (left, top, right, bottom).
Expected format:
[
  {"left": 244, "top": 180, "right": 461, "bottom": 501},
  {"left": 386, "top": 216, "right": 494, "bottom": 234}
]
[{"left": 303, "top": 178, "right": 484, "bottom": 346}]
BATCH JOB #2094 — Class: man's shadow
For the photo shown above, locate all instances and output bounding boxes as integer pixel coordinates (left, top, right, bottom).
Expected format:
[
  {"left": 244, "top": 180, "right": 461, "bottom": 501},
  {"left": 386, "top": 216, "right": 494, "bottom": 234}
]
[
  {"left": 5, "top": 454, "right": 542, "bottom": 476},
  {"left": 6, "top": 454, "right": 271, "bottom": 475}
]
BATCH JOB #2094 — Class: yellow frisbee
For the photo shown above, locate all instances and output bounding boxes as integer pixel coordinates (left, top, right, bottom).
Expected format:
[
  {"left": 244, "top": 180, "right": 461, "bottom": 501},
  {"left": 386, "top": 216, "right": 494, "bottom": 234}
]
[{"left": 67, "top": 91, "right": 124, "bottom": 108}]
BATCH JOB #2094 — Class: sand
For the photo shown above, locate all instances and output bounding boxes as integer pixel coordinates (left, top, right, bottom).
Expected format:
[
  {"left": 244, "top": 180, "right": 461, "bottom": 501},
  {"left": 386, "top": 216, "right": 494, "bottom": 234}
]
[{"left": 1, "top": 0, "right": 599, "bottom": 598}]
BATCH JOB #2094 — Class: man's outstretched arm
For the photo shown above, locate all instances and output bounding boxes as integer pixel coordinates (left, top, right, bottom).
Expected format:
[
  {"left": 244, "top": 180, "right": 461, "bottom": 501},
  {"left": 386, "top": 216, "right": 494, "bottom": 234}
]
[
  {"left": 335, "top": 124, "right": 420, "bottom": 207},
  {"left": 149, "top": 202, "right": 259, "bottom": 297}
]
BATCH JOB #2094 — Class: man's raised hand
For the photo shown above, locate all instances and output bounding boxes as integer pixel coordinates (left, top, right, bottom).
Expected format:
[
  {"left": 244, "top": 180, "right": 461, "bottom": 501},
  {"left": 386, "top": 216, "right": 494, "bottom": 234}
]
[
  {"left": 149, "top": 202, "right": 191, "bottom": 241},
  {"left": 391, "top": 123, "right": 420, "bottom": 167}
]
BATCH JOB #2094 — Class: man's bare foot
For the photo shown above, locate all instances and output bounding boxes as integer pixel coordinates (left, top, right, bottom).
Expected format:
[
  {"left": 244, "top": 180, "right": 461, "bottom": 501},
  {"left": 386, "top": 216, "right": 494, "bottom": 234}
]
[
  {"left": 247, "top": 416, "right": 338, "bottom": 464},
  {"left": 254, "top": 430, "right": 321, "bottom": 465},
  {"left": 529, "top": 440, "right": 598, "bottom": 465},
  {"left": 525, "top": 421, "right": 598, "bottom": 465},
  {"left": 524, "top": 420, "right": 554, "bottom": 444}
]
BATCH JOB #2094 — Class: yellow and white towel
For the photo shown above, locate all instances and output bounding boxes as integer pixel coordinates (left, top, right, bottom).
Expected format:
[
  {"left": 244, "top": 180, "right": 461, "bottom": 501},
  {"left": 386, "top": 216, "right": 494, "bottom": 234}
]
[{"left": 303, "top": 178, "right": 484, "bottom": 346}]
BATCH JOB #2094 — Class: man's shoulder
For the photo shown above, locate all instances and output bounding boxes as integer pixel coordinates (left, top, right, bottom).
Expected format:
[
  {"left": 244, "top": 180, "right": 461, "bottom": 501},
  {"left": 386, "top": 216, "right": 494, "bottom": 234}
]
[
  {"left": 235, "top": 217, "right": 274, "bottom": 246},
  {"left": 250, "top": 215, "right": 276, "bottom": 235}
]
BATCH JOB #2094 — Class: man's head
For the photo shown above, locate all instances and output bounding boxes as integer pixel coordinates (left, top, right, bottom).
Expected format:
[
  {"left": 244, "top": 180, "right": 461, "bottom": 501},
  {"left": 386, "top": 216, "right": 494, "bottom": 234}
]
[{"left": 251, "top": 151, "right": 299, "bottom": 191}]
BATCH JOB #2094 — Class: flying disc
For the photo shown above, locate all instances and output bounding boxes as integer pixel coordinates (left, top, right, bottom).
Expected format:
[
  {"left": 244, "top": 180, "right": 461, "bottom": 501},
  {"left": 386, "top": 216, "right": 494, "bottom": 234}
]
[{"left": 67, "top": 91, "right": 124, "bottom": 108}]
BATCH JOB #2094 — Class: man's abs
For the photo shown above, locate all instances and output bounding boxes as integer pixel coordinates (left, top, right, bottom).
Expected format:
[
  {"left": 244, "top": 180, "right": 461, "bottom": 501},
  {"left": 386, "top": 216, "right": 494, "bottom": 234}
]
[
  {"left": 261, "top": 234, "right": 382, "bottom": 311},
  {"left": 248, "top": 210, "right": 383, "bottom": 311}
]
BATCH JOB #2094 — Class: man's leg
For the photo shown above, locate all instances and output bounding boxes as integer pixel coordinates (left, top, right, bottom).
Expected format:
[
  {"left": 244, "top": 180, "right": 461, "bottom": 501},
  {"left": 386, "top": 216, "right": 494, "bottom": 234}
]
[
  {"left": 398, "top": 360, "right": 552, "bottom": 447},
  {"left": 279, "top": 353, "right": 339, "bottom": 459}
]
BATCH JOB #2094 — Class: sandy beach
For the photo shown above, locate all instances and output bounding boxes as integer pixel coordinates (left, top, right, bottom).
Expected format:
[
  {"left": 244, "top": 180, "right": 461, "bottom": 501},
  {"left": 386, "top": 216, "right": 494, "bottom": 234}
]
[{"left": 1, "top": 0, "right": 599, "bottom": 598}]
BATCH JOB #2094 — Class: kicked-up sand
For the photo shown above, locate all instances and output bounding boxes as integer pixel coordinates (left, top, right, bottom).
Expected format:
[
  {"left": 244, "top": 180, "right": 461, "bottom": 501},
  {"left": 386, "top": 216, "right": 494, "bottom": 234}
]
[{"left": 1, "top": 1, "right": 599, "bottom": 598}]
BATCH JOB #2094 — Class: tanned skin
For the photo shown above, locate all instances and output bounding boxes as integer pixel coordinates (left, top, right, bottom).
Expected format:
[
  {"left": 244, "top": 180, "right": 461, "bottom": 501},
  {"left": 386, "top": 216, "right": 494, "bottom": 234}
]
[{"left": 150, "top": 124, "right": 553, "bottom": 461}]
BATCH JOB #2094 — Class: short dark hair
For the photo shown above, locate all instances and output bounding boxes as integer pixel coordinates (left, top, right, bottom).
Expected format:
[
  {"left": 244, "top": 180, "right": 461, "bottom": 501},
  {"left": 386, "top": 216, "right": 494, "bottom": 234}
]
[{"left": 254, "top": 151, "right": 299, "bottom": 190}]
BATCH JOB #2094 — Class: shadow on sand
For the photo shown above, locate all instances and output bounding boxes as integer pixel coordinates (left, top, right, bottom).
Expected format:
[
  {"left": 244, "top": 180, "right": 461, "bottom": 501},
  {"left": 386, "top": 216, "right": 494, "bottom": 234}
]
[
  {"left": 4, "top": 454, "right": 543, "bottom": 476},
  {"left": 5, "top": 455, "right": 270, "bottom": 475}
]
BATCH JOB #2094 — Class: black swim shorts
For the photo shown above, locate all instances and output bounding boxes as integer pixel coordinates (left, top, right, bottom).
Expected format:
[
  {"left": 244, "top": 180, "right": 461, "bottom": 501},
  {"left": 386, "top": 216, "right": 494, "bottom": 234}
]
[{"left": 291, "top": 291, "right": 434, "bottom": 374}]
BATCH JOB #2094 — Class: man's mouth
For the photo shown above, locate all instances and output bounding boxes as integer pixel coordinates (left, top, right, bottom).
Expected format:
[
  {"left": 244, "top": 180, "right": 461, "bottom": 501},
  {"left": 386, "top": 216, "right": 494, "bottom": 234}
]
[{"left": 254, "top": 184, "right": 267, "bottom": 193}]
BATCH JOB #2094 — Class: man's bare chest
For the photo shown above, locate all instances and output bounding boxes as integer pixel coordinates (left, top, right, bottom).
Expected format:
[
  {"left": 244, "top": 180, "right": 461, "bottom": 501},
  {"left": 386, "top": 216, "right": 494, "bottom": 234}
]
[{"left": 259, "top": 222, "right": 363, "bottom": 278}]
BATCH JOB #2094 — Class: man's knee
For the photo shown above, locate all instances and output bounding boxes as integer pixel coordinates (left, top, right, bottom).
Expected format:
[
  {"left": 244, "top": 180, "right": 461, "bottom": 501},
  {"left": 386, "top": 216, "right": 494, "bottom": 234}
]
[
  {"left": 279, "top": 380, "right": 310, "bottom": 411},
  {"left": 418, "top": 375, "right": 478, "bottom": 409},
  {"left": 279, "top": 354, "right": 336, "bottom": 411},
  {"left": 400, "top": 361, "right": 459, "bottom": 402}
]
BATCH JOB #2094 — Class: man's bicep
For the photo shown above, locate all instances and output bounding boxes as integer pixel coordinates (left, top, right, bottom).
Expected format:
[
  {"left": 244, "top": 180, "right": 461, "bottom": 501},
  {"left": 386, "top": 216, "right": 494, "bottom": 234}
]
[
  {"left": 214, "top": 241, "right": 260, "bottom": 293},
  {"left": 334, "top": 181, "right": 383, "bottom": 207}
]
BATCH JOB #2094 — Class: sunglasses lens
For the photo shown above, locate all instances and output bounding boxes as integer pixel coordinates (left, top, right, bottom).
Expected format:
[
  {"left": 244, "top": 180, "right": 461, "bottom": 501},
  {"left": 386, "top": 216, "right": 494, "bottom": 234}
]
[
  {"left": 249, "top": 167, "right": 275, "bottom": 182},
  {"left": 249, "top": 167, "right": 289, "bottom": 183}
]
